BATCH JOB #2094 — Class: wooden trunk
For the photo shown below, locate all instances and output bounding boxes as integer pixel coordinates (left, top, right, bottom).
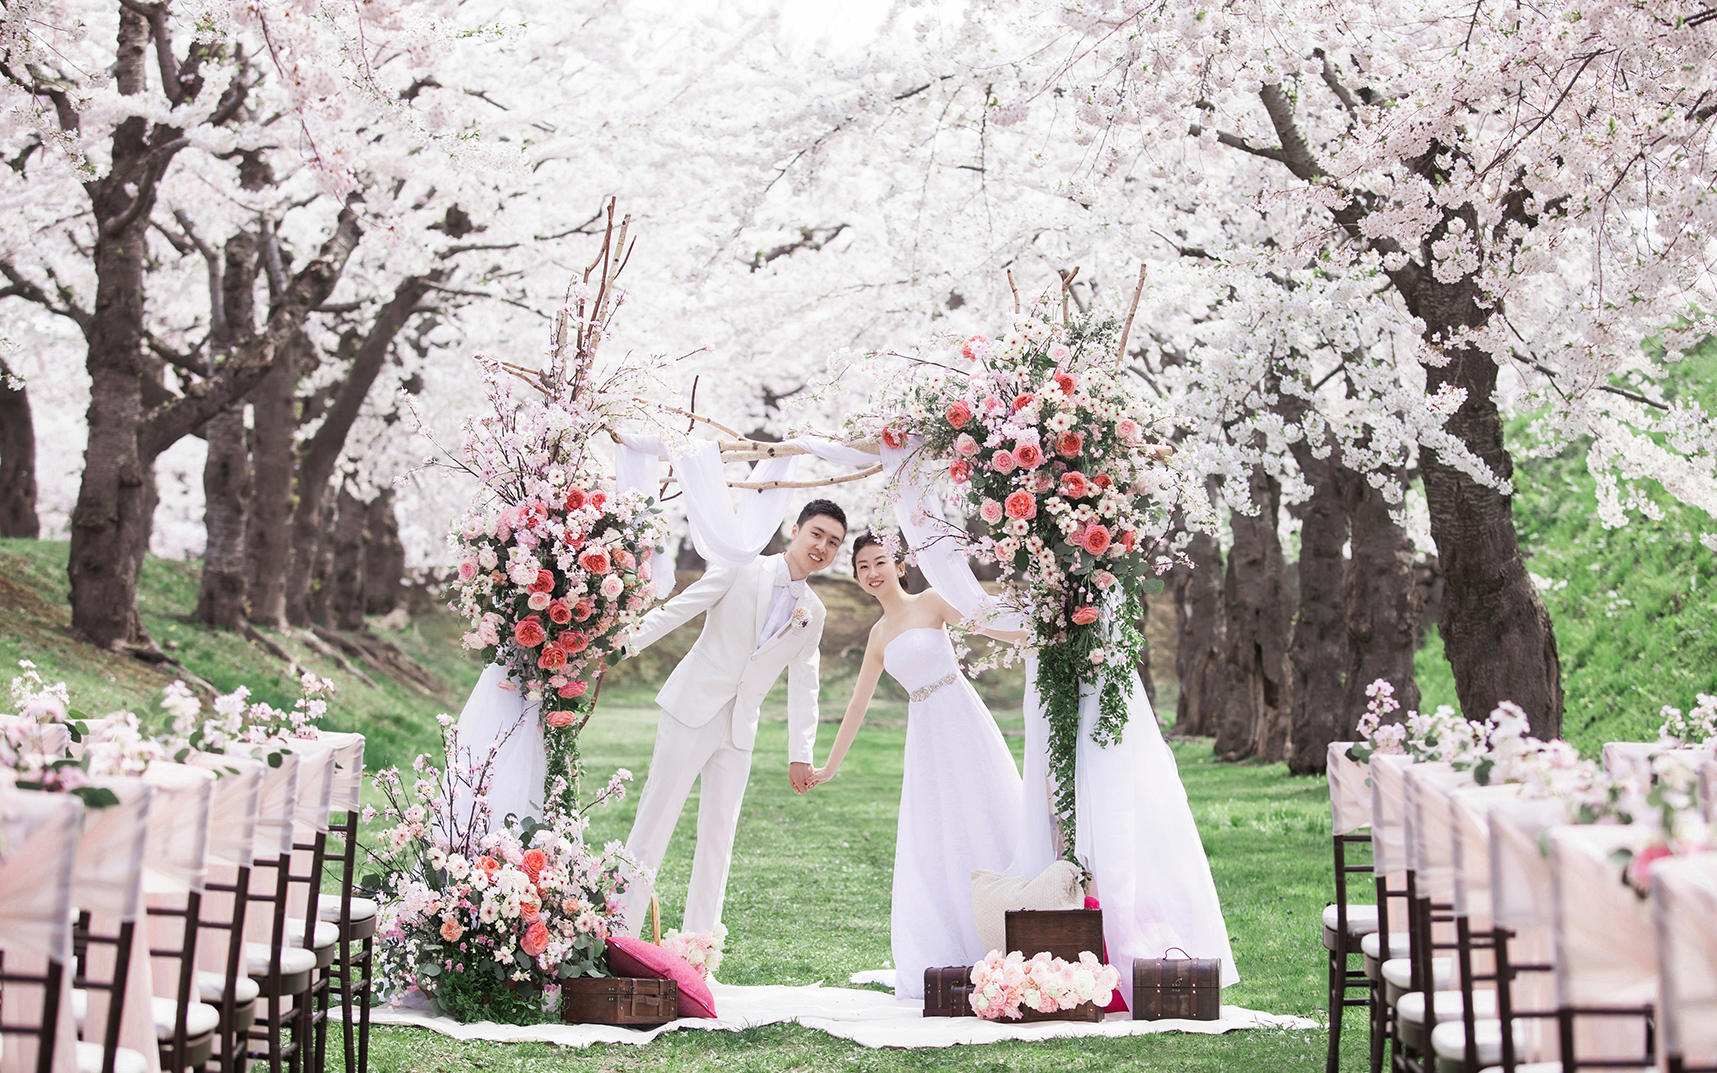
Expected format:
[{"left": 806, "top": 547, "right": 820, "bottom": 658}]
[
  {"left": 1003, "top": 908, "right": 1104, "bottom": 963},
  {"left": 1016, "top": 1000, "right": 1105, "bottom": 1023},
  {"left": 559, "top": 977, "right": 678, "bottom": 1025},
  {"left": 1132, "top": 955, "right": 1221, "bottom": 1021},
  {"left": 922, "top": 966, "right": 975, "bottom": 1017}
]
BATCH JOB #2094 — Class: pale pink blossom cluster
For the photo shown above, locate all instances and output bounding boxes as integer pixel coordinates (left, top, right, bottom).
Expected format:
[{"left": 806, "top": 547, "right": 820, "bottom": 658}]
[
  {"left": 659, "top": 924, "right": 726, "bottom": 980},
  {"left": 1657, "top": 694, "right": 1717, "bottom": 748},
  {"left": 967, "top": 949, "right": 1118, "bottom": 1020}
]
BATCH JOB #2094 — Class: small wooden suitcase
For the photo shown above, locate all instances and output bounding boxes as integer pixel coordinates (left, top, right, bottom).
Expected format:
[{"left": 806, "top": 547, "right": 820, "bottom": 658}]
[
  {"left": 1003, "top": 907, "right": 1105, "bottom": 962},
  {"left": 560, "top": 976, "right": 679, "bottom": 1025},
  {"left": 1132, "top": 948, "right": 1221, "bottom": 1021},
  {"left": 922, "top": 965, "right": 976, "bottom": 1017}
]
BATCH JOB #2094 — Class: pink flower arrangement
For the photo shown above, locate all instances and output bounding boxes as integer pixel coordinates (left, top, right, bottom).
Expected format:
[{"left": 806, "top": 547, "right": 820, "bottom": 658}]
[
  {"left": 967, "top": 950, "right": 1119, "bottom": 1020},
  {"left": 660, "top": 925, "right": 727, "bottom": 980}
]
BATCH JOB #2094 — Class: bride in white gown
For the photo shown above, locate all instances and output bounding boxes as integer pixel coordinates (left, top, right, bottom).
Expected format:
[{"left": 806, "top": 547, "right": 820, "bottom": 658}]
[{"left": 810, "top": 533, "right": 1028, "bottom": 999}]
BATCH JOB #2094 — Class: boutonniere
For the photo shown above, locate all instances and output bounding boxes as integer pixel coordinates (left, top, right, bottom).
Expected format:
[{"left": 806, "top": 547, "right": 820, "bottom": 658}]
[{"left": 790, "top": 607, "right": 810, "bottom": 630}]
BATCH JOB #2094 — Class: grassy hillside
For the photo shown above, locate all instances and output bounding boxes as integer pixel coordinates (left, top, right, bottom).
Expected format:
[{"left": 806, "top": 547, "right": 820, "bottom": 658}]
[{"left": 1414, "top": 348, "right": 1717, "bottom": 755}]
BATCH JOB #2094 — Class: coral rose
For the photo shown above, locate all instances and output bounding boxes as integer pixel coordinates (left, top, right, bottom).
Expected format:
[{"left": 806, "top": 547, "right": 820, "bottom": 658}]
[
  {"left": 1119, "top": 529, "right": 1138, "bottom": 552},
  {"left": 947, "top": 400, "right": 973, "bottom": 429},
  {"left": 613, "top": 548, "right": 636, "bottom": 570},
  {"left": 1081, "top": 524, "right": 1112, "bottom": 555},
  {"left": 1055, "top": 431, "right": 1084, "bottom": 459},
  {"left": 561, "top": 632, "right": 589, "bottom": 654},
  {"left": 537, "top": 641, "right": 568, "bottom": 671},
  {"left": 564, "top": 488, "right": 587, "bottom": 511},
  {"left": 1012, "top": 442, "right": 1044, "bottom": 469},
  {"left": 950, "top": 458, "right": 972, "bottom": 483},
  {"left": 547, "top": 600, "right": 573, "bottom": 625},
  {"left": 881, "top": 425, "right": 906, "bottom": 449},
  {"left": 960, "top": 335, "right": 990, "bottom": 361},
  {"left": 513, "top": 615, "right": 547, "bottom": 648},
  {"left": 439, "top": 916, "right": 465, "bottom": 943},
  {"left": 579, "top": 548, "right": 611, "bottom": 574},
  {"left": 1011, "top": 392, "right": 1036, "bottom": 413},
  {"left": 990, "top": 450, "right": 1018, "bottom": 474},
  {"left": 1071, "top": 605, "right": 1100, "bottom": 626},
  {"left": 520, "top": 921, "right": 550, "bottom": 958},
  {"left": 1093, "top": 473, "right": 1114, "bottom": 490},
  {"left": 590, "top": 491, "right": 607, "bottom": 511},
  {"left": 527, "top": 568, "right": 556, "bottom": 594},
  {"left": 1004, "top": 491, "right": 1037, "bottom": 520},
  {"left": 1058, "top": 471, "right": 1090, "bottom": 499},
  {"left": 544, "top": 709, "right": 576, "bottom": 728},
  {"left": 572, "top": 597, "right": 595, "bottom": 621},
  {"left": 557, "top": 679, "right": 588, "bottom": 700},
  {"left": 1053, "top": 371, "right": 1077, "bottom": 396},
  {"left": 521, "top": 849, "right": 547, "bottom": 883}
]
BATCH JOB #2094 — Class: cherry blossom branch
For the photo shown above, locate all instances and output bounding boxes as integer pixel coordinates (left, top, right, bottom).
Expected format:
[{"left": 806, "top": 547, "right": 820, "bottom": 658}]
[{"left": 1116, "top": 263, "right": 1148, "bottom": 361}]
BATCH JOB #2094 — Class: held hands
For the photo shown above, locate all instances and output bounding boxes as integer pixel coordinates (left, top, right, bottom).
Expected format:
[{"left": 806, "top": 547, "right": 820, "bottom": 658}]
[{"left": 788, "top": 761, "right": 815, "bottom": 794}]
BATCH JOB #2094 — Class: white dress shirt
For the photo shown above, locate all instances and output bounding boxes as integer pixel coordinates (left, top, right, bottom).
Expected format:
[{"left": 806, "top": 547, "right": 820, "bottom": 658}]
[{"left": 758, "top": 561, "right": 806, "bottom": 647}]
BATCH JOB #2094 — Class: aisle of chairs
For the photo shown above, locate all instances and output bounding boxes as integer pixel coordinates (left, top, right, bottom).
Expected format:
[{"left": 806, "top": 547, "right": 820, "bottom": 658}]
[
  {"left": 1320, "top": 737, "right": 1717, "bottom": 1073},
  {"left": 0, "top": 727, "right": 376, "bottom": 1073}
]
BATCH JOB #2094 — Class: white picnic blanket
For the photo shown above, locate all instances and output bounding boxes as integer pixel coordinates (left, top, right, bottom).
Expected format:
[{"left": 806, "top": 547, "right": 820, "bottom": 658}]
[{"left": 361, "top": 971, "right": 1315, "bottom": 1050}]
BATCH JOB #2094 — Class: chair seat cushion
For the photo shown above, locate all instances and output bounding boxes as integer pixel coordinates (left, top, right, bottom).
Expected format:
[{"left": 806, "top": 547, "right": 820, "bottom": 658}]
[
  {"left": 1362, "top": 931, "right": 1410, "bottom": 960},
  {"left": 318, "top": 896, "right": 378, "bottom": 923},
  {"left": 244, "top": 942, "right": 318, "bottom": 977},
  {"left": 194, "top": 970, "right": 260, "bottom": 1007},
  {"left": 1432, "top": 1016, "right": 1531, "bottom": 1064},
  {"left": 285, "top": 919, "right": 340, "bottom": 950},
  {"left": 1397, "top": 987, "right": 1497, "bottom": 1026},
  {"left": 75, "top": 1042, "right": 148, "bottom": 1073},
  {"left": 1322, "top": 902, "right": 1381, "bottom": 934},
  {"left": 148, "top": 995, "right": 220, "bottom": 1040},
  {"left": 1381, "top": 956, "right": 1451, "bottom": 992}
]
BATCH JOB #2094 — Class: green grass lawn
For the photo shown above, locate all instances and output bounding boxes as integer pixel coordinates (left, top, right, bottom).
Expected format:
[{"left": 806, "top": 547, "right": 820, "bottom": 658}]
[{"left": 356, "top": 703, "right": 1341, "bottom": 1072}]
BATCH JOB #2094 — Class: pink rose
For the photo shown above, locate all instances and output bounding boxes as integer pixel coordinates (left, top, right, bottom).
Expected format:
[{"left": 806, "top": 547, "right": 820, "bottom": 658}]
[
  {"left": 954, "top": 433, "right": 978, "bottom": 457},
  {"left": 537, "top": 641, "right": 568, "bottom": 671},
  {"left": 527, "top": 569, "right": 556, "bottom": 594},
  {"left": 950, "top": 458, "right": 973, "bottom": 483},
  {"left": 1071, "top": 605, "right": 1099, "bottom": 626},
  {"left": 960, "top": 335, "right": 990, "bottom": 362},
  {"left": 513, "top": 616, "right": 547, "bottom": 648},
  {"left": 1058, "top": 471, "right": 1089, "bottom": 499},
  {"left": 613, "top": 548, "right": 636, "bottom": 570},
  {"left": 1012, "top": 442, "right": 1044, "bottom": 469},
  {"left": 947, "top": 400, "right": 973, "bottom": 429},
  {"left": 558, "top": 679, "right": 588, "bottom": 700},
  {"left": 563, "top": 488, "right": 587, "bottom": 511},
  {"left": 1081, "top": 524, "right": 1112, "bottom": 556},
  {"left": 1004, "top": 491, "right": 1037, "bottom": 520},
  {"left": 572, "top": 597, "right": 595, "bottom": 621},
  {"left": 579, "top": 548, "right": 611, "bottom": 575},
  {"left": 547, "top": 600, "right": 573, "bottom": 625},
  {"left": 1115, "top": 418, "right": 1141, "bottom": 444},
  {"left": 527, "top": 591, "right": 551, "bottom": 611},
  {"left": 520, "top": 921, "right": 550, "bottom": 958},
  {"left": 1055, "top": 431, "right": 1084, "bottom": 459},
  {"left": 881, "top": 426, "right": 906, "bottom": 449},
  {"left": 457, "top": 559, "right": 478, "bottom": 582},
  {"left": 1052, "top": 371, "right": 1076, "bottom": 395},
  {"left": 990, "top": 449, "right": 1018, "bottom": 474},
  {"left": 979, "top": 499, "right": 1004, "bottom": 524}
]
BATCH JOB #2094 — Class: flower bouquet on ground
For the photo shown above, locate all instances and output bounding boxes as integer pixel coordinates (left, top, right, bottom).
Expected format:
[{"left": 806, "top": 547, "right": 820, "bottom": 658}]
[
  {"left": 863, "top": 304, "right": 1210, "bottom": 856},
  {"left": 968, "top": 949, "right": 1120, "bottom": 1021},
  {"left": 367, "top": 715, "right": 637, "bottom": 1024}
]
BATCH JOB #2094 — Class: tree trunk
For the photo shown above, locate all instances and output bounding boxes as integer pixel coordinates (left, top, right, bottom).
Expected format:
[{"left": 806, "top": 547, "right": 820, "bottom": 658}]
[
  {"left": 328, "top": 485, "right": 367, "bottom": 631},
  {"left": 283, "top": 275, "right": 430, "bottom": 625},
  {"left": 363, "top": 490, "right": 405, "bottom": 615},
  {"left": 304, "top": 511, "right": 337, "bottom": 627},
  {"left": 246, "top": 334, "right": 302, "bottom": 627},
  {"left": 194, "top": 407, "right": 250, "bottom": 627},
  {"left": 0, "top": 357, "right": 39, "bottom": 538},
  {"left": 1171, "top": 527, "right": 1223, "bottom": 736},
  {"left": 1341, "top": 463, "right": 1424, "bottom": 726},
  {"left": 1286, "top": 440, "right": 1349, "bottom": 774},
  {"left": 1397, "top": 280, "right": 1562, "bottom": 737},
  {"left": 1213, "top": 467, "right": 1292, "bottom": 762}
]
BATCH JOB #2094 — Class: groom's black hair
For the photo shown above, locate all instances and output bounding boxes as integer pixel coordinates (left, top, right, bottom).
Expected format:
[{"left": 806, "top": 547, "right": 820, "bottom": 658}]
[{"left": 796, "top": 498, "right": 848, "bottom": 535}]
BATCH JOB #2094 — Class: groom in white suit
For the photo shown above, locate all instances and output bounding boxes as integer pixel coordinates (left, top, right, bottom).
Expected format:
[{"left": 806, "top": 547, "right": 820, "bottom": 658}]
[{"left": 617, "top": 499, "right": 847, "bottom": 935}]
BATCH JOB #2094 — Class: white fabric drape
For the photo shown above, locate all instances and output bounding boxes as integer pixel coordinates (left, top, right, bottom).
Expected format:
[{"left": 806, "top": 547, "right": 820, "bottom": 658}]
[
  {"left": 1448, "top": 783, "right": 1525, "bottom": 924},
  {"left": 1652, "top": 852, "right": 1717, "bottom": 1065},
  {"left": 321, "top": 732, "right": 367, "bottom": 814},
  {"left": 1405, "top": 764, "right": 1469, "bottom": 904},
  {"left": 451, "top": 664, "right": 545, "bottom": 829},
  {"left": 140, "top": 764, "right": 214, "bottom": 897},
  {"left": 283, "top": 740, "right": 337, "bottom": 922},
  {"left": 71, "top": 778, "right": 160, "bottom": 1073},
  {"left": 1369, "top": 755, "right": 1414, "bottom": 877},
  {"left": 1327, "top": 743, "right": 1373, "bottom": 836},
  {"left": 1549, "top": 824, "right": 1657, "bottom": 1065},
  {"left": 0, "top": 787, "right": 83, "bottom": 1073}
]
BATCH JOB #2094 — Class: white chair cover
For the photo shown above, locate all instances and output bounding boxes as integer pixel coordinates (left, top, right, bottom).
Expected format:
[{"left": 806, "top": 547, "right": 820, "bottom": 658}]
[
  {"left": 69, "top": 778, "right": 160, "bottom": 1073},
  {"left": 0, "top": 714, "right": 72, "bottom": 759},
  {"left": 1449, "top": 783, "right": 1525, "bottom": 925},
  {"left": 184, "top": 753, "right": 263, "bottom": 983},
  {"left": 282, "top": 739, "right": 336, "bottom": 923},
  {"left": 1601, "top": 741, "right": 1714, "bottom": 786},
  {"left": 1327, "top": 742, "right": 1372, "bottom": 836},
  {"left": 1548, "top": 824, "right": 1658, "bottom": 1067},
  {"left": 0, "top": 787, "right": 83, "bottom": 1073},
  {"left": 1370, "top": 753, "right": 1414, "bottom": 877},
  {"left": 1701, "top": 759, "right": 1717, "bottom": 822},
  {"left": 1404, "top": 763, "right": 1470, "bottom": 904},
  {"left": 1488, "top": 795, "right": 1570, "bottom": 1064},
  {"left": 139, "top": 764, "right": 215, "bottom": 897},
  {"left": 320, "top": 732, "right": 366, "bottom": 814},
  {"left": 232, "top": 745, "right": 301, "bottom": 865},
  {"left": 1651, "top": 851, "right": 1717, "bottom": 1066}
]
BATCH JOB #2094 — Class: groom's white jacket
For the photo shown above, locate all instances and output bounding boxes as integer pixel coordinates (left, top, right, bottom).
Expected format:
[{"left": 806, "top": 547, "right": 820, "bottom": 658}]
[{"left": 625, "top": 554, "right": 823, "bottom": 763}]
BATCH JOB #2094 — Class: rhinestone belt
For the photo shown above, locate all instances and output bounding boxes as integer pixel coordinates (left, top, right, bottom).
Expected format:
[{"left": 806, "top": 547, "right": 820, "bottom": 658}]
[{"left": 909, "top": 672, "right": 959, "bottom": 703}]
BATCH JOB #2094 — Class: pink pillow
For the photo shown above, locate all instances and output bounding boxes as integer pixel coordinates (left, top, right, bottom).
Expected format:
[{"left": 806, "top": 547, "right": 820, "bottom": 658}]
[
  {"left": 603, "top": 936, "right": 718, "bottom": 1019},
  {"left": 1084, "top": 896, "right": 1129, "bottom": 1014}
]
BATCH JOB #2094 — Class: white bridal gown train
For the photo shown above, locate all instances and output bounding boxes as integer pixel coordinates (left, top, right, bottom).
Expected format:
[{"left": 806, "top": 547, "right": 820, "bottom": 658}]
[{"left": 884, "top": 626, "right": 1026, "bottom": 999}]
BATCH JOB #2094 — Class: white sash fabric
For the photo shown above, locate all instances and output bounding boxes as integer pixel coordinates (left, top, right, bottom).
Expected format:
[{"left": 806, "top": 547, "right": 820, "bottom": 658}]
[
  {"left": 1369, "top": 754, "right": 1414, "bottom": 877},
  {"left": 1404, "top": 763, "right": 1469, "bottom": 903},
  {"left": 1327, "top": 743, "right": 1372, "bottom": 836},
  {"left": 283, "top": 740, "right": 336, "bottom": 922},
  {"left": 321, "top": 732, "right": 366, "bottom": 814},
  {"left": 71, "top": 778, "right": 160, "bottom": 1073},
  {"left": 1448, "top": 783, "right": 1525, "bottom": 923},
  {"left": 1548, "top": 824, "right": 1657, "bottom": 1066},
  {"left": 0, "top": 787, "right": 83, "bottom": 1073},
  {"left": 187, "top": 753, "right": 263, "bottom": 870},
  {"left": 1702, "top": 759, "right": 1717, "bottom": 822},
  {"left": 140, "top": 763, "right": 215, "bottom": 896},
  {"left": 0, "top": 714, "right": 71, "bottom": 759},
  {"left": 1652, "top": 852, "right": 1717, "bottom": 1065},
  {"left": 234, "top": 745, "right": 301, "bottom": 863}
]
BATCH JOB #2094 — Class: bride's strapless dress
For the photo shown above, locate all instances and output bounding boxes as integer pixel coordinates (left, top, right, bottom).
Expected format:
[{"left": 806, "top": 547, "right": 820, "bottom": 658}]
[{"left": 884, "top": 627, "right": 1025, "bottom": 999}]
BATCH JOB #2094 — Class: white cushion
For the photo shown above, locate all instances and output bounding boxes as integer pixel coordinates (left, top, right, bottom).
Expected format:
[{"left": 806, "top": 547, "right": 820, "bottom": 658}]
[
  {"left": 1322, "top": 903, "right": 1380, "bottom": 934},
  {"left": 1398, "top": 987, "right": 1497, "bottom": 1026},
  {"left": 244, "top": 943, "right": 318, "bottom": 977},
  {"left": 75, "top": 1042, "right": 148, "bottom": 1073},
  {"left": 284, "top": 919, "right": 339, "bottom": 950},
  {"left": 318, "top": 896, "right": 377, "bottom": 923},
  {"left": 149, "top": 996, "right": 219, "bottom": 1040},
  {"left": 969, "top": 861, "right": 1085, "bottom": 956},
  {"left": 194, "top": 970, "right": 260, "bottom": 1006},
  {"left": 1381, "top": 956, "right": 1451, "bottom": 992},
  {"left": 1433, "top": 1017, "right": 1531, "bottom": 1064},
  {"left": 1362, "top": 931, "right": 1410, "bottom": 959}
]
